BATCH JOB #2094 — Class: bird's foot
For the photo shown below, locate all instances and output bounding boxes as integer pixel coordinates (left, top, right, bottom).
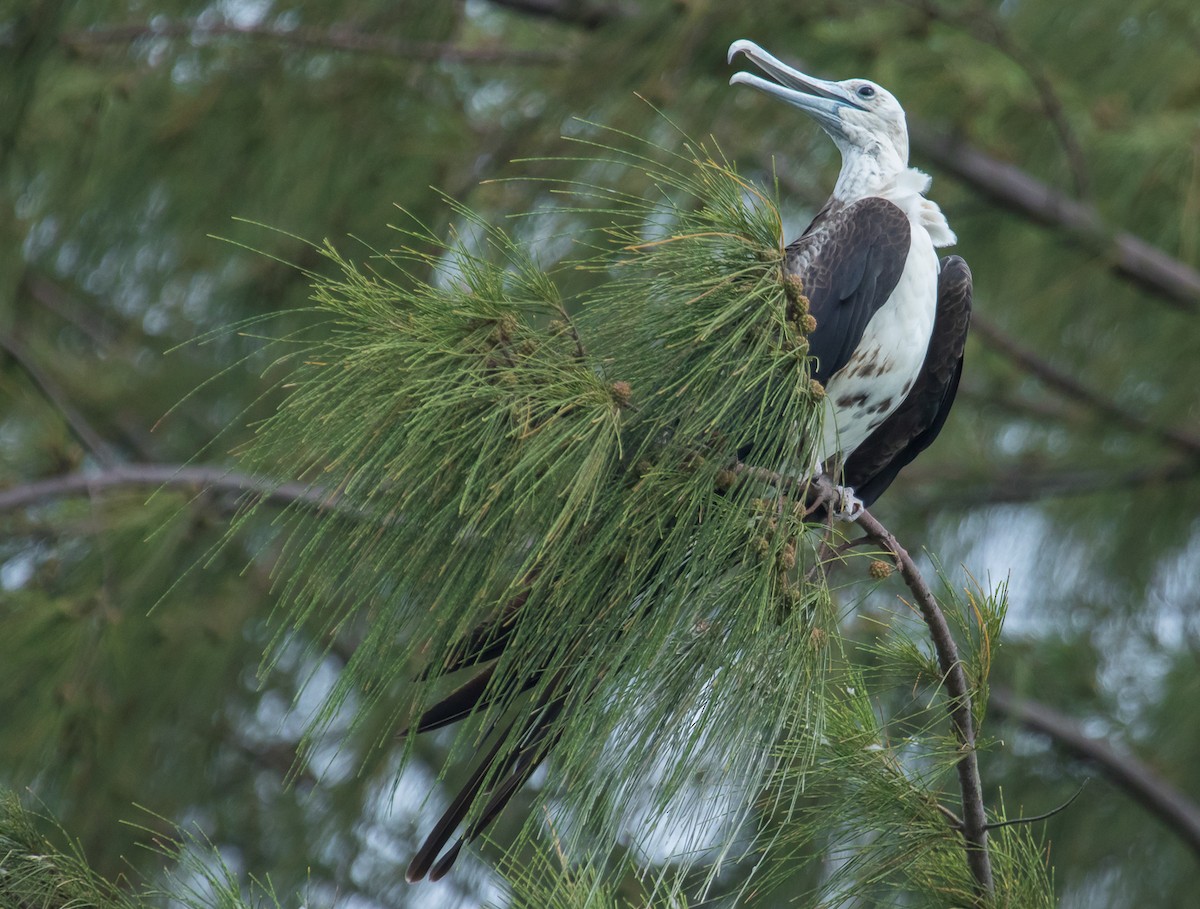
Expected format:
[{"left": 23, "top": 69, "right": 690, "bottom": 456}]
[{"left": 832, "top": 485, "right": 865, "bottom": 522}]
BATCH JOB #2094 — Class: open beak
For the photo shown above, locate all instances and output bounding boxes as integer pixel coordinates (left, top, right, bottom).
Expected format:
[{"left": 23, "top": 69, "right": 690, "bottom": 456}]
[{"left": 727, "top": 40, "right": 861, "bottom": 138}]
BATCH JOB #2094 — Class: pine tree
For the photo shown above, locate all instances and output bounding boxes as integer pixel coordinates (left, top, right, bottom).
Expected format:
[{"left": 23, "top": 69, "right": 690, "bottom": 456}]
[
  {"left": 3, "top": 129, "right": 1054, "bottom": 906},
  {"left": 5, "top": 2, "right": 1200, "bottom": 907}
]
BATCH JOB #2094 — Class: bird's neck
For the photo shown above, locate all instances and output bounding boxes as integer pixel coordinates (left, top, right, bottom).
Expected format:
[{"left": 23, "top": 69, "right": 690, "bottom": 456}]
[
  {"left": 834, "top": 157, "right": 957, "bottom": 248},
  {"left": 831, "top": 145, "right": 907, "bottom": 201}
]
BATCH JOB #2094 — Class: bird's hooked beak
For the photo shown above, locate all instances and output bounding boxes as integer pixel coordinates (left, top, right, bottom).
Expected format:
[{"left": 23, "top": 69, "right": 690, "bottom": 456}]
[{"left": 727, "top": 39, "right": 863, "bottom": 139}]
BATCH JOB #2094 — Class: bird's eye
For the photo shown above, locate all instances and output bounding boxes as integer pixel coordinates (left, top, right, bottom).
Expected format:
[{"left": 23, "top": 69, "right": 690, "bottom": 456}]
[{"left": 856, "top": 85, "right": 876, "bottom": 99}]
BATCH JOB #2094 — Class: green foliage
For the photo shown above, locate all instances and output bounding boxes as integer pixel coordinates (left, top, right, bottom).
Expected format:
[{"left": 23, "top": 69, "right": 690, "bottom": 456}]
[
  {"left": 748, "top": 581, "right": 1053, "bottom": 907},
  {"left": 5, "top": 1, "right": 1200, "bottom": 907},
  {"left": 493, "top": 849, "right": 658, "bottom": 909},
  {"left": 0, "top": 491, "right": 271, "bottom": 861},
  {"left": 224, "top": 135, "right": 840, "bottom": 886},
  {"left": 0, "top": 792, "right": 142, "bottom": 909},
  {"left": 0, "top": 792, "right": 285, "bottom": 909}
]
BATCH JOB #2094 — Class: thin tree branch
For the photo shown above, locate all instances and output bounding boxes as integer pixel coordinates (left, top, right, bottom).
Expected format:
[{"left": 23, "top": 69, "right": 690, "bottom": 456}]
[
  {"left": 990, "top": 686, "right": 1200, "bottom": 860},
  {"left": 897, "top": 0, "right": 1091, "bottom": 199},
  {"left": 984, "top": 783, "right": 1085, "bottom": 831},
  {"left": 972, "top": 313, "right": 1200, "bottom": 459},
  {"left": 836, "top": 475, "right": 993, "bottom": 901},
  {"left": 0, "top": 463, "right": 338, "bottom": 515},
  {"left": 483, "top": 0, "right": 623, "bottom": 29},
  {"left": 60, "top": 20, "right": 568, "bottom": 67},
  {"left": 909, "top": 122, "right": 1200, "bottom": 311},
  {"left": 551, "top": 302, "right": 588, "bottom": 360},
  {"left": 741, "top": 463, "right": 995, "bottom": 899},
  {"left": 0, "top": 331, "right": 116, "bottom": 464},
  {"left": 906, "top": 459, "right": 1199, "bottom": 508}
]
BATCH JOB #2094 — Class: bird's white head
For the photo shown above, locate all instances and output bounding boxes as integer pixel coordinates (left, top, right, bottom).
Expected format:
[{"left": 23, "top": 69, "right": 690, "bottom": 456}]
[{"left": 728, "top": 40, "right": 910, "bottom": 201}]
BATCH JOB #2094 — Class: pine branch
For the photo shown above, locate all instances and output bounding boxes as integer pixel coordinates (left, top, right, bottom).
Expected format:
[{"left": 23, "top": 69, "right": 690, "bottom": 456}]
[
  {"left": 159, "top": 131, "right": 1035, "bottom": 900},
  {"left": 0, "top": 791, "right": 281, "bottom": 909},
  {"left": 973, "top": 314, "right": 1200, "bottom": 458},
  {"left": 0, "top": 329, "right": 116, "bottom": 464},
  {"left": 909, "top": 122, "right": 1200, "bottom": 312},
  {"left": 60, "top": 19, "right": 568, "bottom": 67},
  {"left": 897, "top": 0, "right": 1092, "bottom": 200},
  {"left": 0, "top": 793, "right": 144, "bottom": 909},
  {"left": 990, "top": 686, "right": 1200, "bottom": 860},
  {"left": 208, "top": 141, "right": 845, "bottom": 894},
  {"left": 826, "top": 474, "right": 995, "bottom": 902},
  {"left": 984, "top": 785, "right": 1085, "bottom": 831},
  {"left": 0, "top": 463, "right": 338, "bottom": 514}
]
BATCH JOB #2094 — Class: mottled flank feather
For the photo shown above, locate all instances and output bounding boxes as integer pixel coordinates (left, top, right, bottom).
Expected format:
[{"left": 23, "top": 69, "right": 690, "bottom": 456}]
[{"left": 842, "top": 255, "right": 972, "bottom": 507}]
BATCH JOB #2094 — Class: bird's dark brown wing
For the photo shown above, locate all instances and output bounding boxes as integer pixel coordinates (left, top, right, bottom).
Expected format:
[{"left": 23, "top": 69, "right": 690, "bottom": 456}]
[
  {"left": 842, "top": 255, "right": 972, "bottom": 506},
  {"left": 787, "top": 196, "right": 913, "bottom": 385}
]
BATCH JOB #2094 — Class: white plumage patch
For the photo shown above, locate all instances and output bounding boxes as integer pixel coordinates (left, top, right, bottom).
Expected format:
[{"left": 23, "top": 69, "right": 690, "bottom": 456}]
[{"left": 819, "top": 169, "right": 949, "bottom": 463}]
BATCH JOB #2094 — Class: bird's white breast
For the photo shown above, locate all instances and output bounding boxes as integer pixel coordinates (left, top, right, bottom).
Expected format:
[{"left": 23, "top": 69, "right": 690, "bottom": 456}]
[{"left": 819, "top": 219, "right": 940, "bottom": 462}]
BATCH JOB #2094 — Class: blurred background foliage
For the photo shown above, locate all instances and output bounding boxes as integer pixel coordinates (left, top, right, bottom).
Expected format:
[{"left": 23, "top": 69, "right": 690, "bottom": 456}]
[{"left": 2, "top": 0, "right": 1199, "bottom": 906}]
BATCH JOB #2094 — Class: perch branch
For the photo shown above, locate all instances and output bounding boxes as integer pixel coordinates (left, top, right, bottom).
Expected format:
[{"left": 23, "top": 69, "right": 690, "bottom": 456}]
[
  {"left": 826, "top": 475, "right": 994, "bottom": 901},
  {"left": 733, "top": 464, "right": 994, "bottom": 899}
]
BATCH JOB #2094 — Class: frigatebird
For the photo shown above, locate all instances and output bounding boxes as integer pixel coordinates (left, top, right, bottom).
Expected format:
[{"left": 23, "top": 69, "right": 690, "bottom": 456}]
[
  {"left": 727, "top": 39, "right": 971, "bottom": 515},
  {"left": 404, "top": 41, "right": 971, "bottom": 882}
]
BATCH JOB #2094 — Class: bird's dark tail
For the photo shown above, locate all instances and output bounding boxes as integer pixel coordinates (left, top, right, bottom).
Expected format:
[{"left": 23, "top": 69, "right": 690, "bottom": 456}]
[{"left": 405, "top": 668, "right": 567, "bottom": 882}]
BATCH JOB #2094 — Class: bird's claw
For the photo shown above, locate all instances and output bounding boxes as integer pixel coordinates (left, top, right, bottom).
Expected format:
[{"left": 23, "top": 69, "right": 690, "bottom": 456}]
[{"left": 833, "top": 485, "right": 865, "bottom": 522}]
